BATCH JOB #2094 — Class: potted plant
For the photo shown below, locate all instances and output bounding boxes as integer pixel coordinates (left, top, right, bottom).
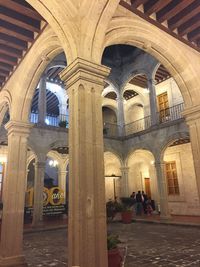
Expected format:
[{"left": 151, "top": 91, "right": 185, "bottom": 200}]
[
  {"left": 120, "top": 197, "right": 135, "bottom": 224},
  {"left": 58, "top": 120, "right": 68, "bottom": 128},
  {"left": 106, "top": 199, "right": 123, "bottom": 222},
  {"left": 107, "top": 234, "right": 122, "bottom": 267}
]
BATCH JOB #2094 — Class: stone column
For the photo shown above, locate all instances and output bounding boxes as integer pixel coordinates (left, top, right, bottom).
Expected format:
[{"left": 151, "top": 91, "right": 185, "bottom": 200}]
[
  {"left": 154, "top": 161, "right": 171, "bottom": 219},
  {"left": 120, "top": 166, "right": 129, "bottom": 197},
  {"left": 38, "top": 75, "right": 46, "bottom": 125},
  {"left": 60, "top": 58, "right": 110, "bottom": 267},
  {"left": 32, "top": 160, "right": 46, "bottom": 227},
  {"left": 183, "top": 106, "right": 200, "bottom": 202},
  {"left": 117, "top": 95, "right": 125, "bottom": 136},
  {"left": 147, "top": 78, "right": 158, "bottom": 126},
  {"left": 0, "top": 121, "right": 32, "bottom": 267}
]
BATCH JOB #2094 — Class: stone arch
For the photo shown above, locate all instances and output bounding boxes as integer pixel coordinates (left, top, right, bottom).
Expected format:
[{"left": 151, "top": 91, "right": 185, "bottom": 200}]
[
  {"left": 102, "top": 101, "right": 118, "bottom": 114},
  {"left": 26, "top": 0, "right": 77, "bottom": 63},
  {"left": 122, "top": 71, "right": 149, "bottom": 94},
  {"left": 8, "top": 27, "right": 63, "bottom": 122},
  {"left": 0, "top": 90, "right": 12, "bottom": 125},
  {"left": 159, "top": 132, "right": 190, "bottom": 162},
  {"left": 103, "top": 16, "right": 200, "bottom": 107},
  {"left": 104, "top": 149, "right": 123, "bottom": 166},
  {"left": 125, "top": 145, "right": 155, "bottom": 166}
]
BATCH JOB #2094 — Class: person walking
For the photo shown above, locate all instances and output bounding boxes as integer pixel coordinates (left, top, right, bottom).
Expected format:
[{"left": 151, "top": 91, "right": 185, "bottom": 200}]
[{"left": 135, "top": 191, "right": 143, "bottom": 215}]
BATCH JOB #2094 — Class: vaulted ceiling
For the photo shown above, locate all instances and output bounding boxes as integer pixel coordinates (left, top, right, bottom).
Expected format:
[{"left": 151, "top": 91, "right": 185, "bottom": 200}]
[{"left": 1, "top": 0, "right": 200, "bottom": 91}]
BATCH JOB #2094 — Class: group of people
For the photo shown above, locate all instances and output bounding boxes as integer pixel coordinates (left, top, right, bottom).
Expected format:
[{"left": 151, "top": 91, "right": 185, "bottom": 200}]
[{"left": 130, "top": 190, "right": 153, "bottom": 216}]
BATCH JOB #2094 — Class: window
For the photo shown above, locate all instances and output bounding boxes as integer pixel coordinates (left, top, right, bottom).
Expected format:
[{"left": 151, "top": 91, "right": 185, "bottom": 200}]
[
  {"left": 157, "top": 92, "right": 169, "bottom": 122},
  {"left": 165, "top": 161, "right": 179, "bottom": 195}
]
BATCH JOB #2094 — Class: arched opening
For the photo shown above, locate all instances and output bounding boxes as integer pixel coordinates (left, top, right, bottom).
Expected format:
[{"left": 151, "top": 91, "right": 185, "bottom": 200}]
[
  {"left": 127, "top": 149, "right": 157, "bottom": 209},
  {"left": 104, "top": 151, "right": 122, "bottom": 201},
  {"left": 162, "top": 138, "right": 200, "bottom": 215}
]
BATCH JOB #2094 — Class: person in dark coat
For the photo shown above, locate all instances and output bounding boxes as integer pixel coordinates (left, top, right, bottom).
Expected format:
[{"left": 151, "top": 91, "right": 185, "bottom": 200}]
[
  {"left": 142, "top": 190, "right": 148, "bottom": 214},
  {"left": 135, "top": 191, "right": 143, "bottom": 215}
]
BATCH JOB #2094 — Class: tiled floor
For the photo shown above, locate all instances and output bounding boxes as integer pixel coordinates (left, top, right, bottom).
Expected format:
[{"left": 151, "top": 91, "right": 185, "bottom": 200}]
[{"left": 23, "top": 222, "right": 200, "bottom": 267}]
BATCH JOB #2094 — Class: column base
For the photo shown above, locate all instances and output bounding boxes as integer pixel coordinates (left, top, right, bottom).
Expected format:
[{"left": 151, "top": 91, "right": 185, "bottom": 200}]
[{"left": 0, "top": 255, "right": 27, "bottom": 267}]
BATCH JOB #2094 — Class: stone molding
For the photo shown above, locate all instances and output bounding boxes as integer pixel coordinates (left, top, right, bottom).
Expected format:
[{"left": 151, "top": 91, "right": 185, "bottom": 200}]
[
  {"left": 60, "top": 57, "right": 110, "bottom": 89},
  {"left": 5, "top": 120, "right": 32, "bottom": 137},
  {"left": 182, "top": 105, "right": 200, "bottom": 123}
]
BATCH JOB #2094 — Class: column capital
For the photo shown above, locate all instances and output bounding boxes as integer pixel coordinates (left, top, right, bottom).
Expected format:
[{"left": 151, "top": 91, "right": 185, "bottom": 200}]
[
  {"left": 5, "top": 120, "right": 32, "bottom": 137},
  {"left": 60, "top": 57, "right": 110, "bottom": 89},
  {"left": 154, "top": 161, "right": 165, "bottom": 167},
  {"left": 182, "top": 105, "right": 200, "bottom": 124},
  {"left": 147, "top": 78, "right": 156, "bottom": 86},
  {"left": 120, "top": 166, "right": 129, "bottom": 172}
]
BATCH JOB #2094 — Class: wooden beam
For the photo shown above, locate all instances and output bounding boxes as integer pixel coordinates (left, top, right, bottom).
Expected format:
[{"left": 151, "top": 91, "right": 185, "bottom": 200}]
[
  {"left": 1, "top": 13, "right": 40, "bottom": 33},
  {"left": 0, "top": 69, "right": 9, "bottom": 76},
  {"left": 0, "top": 44, "right": 22, "bottom": 58},
  {"left": 0, "top": 33, "right": 27, "bottom": 50},
  {"left": 0, "top": 54, "right": 17, "bottom": 65},
  {"left": 144, "top": 0, "right": 172, "bottom": 16},
  {"left": 1, "top": 0, "right": 43, "bottom": 21},
  {"left": 0, "top": 63, "right": 13, "bottom": 72},
  {"left": 119, "top": 1, "right": 200, "bottom": 53},
  {"left": 178, "top": 15, "right": 200, "bottom": 36},
  {"left": 157, "top": 0, "right": 194, "bottom": 23},
  {"left": 131, "top": 0, "right": 148, "bottom": 9},
  {"left": 0, "top": 20, "right": 34, "bottom": 43},
  {"left": 188, "top": 29, "right": 200, "bottom": 42},
  {"left": 168, "top": 0, "right": 200, "bottom": 30}
]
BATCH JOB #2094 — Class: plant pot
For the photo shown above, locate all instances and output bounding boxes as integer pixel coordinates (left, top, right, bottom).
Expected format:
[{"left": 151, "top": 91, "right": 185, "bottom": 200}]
[
  {"left": 121, "top": 210, "right": 133, "bottom": 224},
  {"left": 108, "top": 248, "right": 122, "bottom": 267}
]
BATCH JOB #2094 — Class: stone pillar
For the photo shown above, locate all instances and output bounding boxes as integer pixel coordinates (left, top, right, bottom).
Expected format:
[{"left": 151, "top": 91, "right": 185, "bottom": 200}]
[
  {"left": 117, "top": 95, "right": 125, "bottom": 136},
  {"left": 60, "top": 58, "right": 110, "bottom": 267},
  {"left": 120, "top": 166, "right": 129, "bottom": 197},
  {"left": 32, "top": 160, "right": 46, "bottom": 227},
  {"left": 0, "top": 121, "right": 32, "bottom": 267},
  {"left": 38, "top": 75, "right": 46, "bottom": 125},
  {"left": 147, "top": 78, "right": 158, "bottom": 126},
  {"left": 154, "top": 161, "right": 171, "bottom": 219},
  {"left": 183, "top": 106, "right": 200, "bottom": 202}
]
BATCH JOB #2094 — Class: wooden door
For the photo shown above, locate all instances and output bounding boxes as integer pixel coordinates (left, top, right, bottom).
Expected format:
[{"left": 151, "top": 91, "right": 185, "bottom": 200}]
[
  {"left": 144, "top": 177, "right": 151, "bottom": 198},
  {"left": 157, "top": 92, "right": 169, "bottom": 122}
]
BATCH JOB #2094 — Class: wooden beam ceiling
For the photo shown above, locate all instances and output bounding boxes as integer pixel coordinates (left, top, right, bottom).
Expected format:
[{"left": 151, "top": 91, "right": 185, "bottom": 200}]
[
  {"left": 120, "top": 0, "right": 200, "bottom": 52},
  {"left": 0, "top": 0, "right": 45, "bottom": 89}
]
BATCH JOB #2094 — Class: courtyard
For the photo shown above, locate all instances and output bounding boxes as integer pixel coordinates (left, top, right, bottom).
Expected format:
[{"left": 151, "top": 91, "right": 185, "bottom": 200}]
[{"left": 24, "top": 222, "right": 200, "bottom": 267}]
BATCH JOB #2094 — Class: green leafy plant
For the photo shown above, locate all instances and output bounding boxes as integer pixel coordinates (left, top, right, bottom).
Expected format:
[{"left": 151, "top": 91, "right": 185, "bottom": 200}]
[
  {"left": 107, "top": 234, "right": 121, "bottom": 250},
  {"left": 59, "top": 120, "right": 68, "bottom": 128},
  {"left": 106, "top": 200, "right": 123, "bottom": 220},
  {"left": 120, "top": 197, "right": 135, "bottom": 211}
]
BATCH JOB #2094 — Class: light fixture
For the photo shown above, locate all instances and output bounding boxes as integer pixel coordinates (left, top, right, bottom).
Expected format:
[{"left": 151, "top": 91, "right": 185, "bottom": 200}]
[
  {"left": 49, "top": 159, "right": 58, "bottom": 167},
  {"left": 0, "top": 156, "right": 7, "bottom": 163}
]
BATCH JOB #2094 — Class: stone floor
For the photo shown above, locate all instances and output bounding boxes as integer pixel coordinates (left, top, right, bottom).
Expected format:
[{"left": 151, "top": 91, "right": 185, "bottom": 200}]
[{"left": 24, "top": 222, "right": 200, "bottom": 267}]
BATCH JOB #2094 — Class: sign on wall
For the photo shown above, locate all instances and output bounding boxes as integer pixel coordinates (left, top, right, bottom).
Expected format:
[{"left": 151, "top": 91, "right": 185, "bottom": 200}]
[{"left": 25, "top": 187, "right": 66, "bottom": 216}]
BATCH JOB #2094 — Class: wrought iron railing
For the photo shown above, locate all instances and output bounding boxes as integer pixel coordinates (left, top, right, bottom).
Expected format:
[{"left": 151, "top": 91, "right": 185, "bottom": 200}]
[
  {"left": 30, "top": 113, "right": 69, "bottom": 128},
  {"left": 125, "top": 116, "right": 151, "bottom": 135},
  {"left": 158, "top": 102, "right": 184, "bottom": 124},
  {"left": 29, "top": 103, "right": 184, "bottom": 135},
  {"left": 103, "top": 122, "right": 121, "bottom": 137}
]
